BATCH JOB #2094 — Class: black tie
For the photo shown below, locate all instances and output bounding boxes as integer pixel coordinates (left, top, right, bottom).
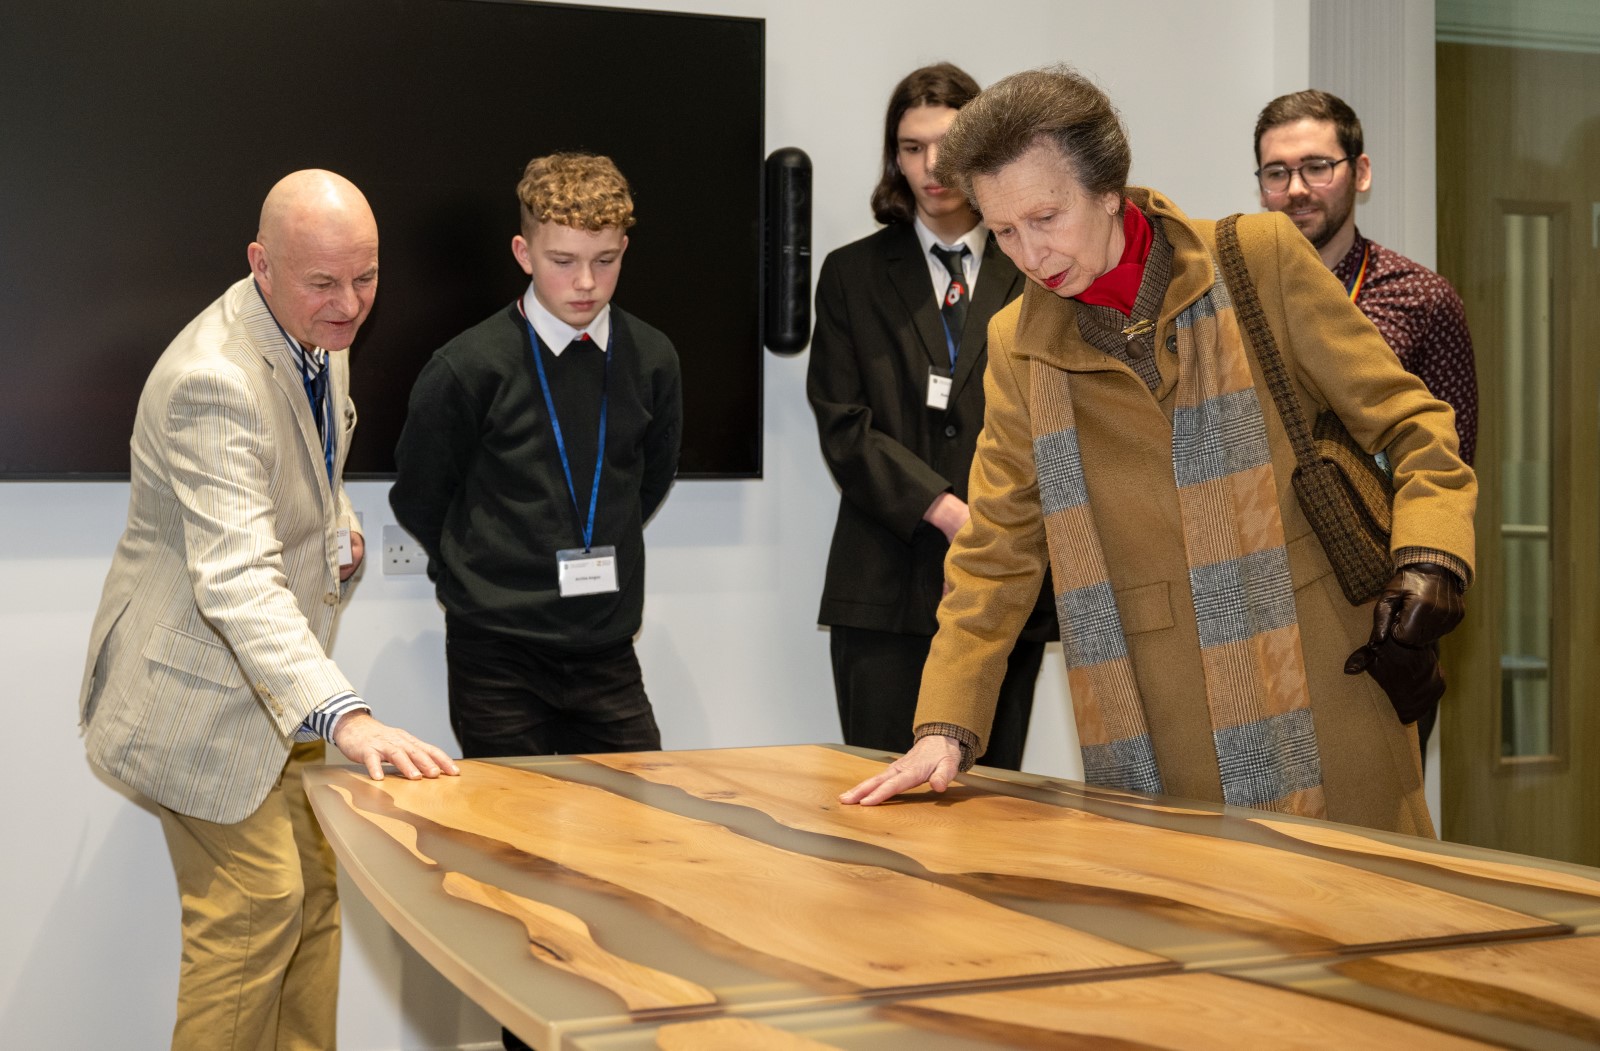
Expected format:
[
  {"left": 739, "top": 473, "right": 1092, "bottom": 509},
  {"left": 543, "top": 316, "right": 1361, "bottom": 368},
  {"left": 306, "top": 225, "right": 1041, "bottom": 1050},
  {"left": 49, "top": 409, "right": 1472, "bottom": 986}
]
[{"left": 931, "top": 245, "right": 970, "bottom": 367}]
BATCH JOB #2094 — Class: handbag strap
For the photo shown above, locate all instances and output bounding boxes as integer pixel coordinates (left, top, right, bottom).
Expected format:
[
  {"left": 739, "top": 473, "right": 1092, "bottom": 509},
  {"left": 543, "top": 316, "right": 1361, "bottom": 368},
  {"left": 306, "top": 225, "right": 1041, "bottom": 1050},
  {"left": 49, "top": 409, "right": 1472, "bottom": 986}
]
[{"left": 1214, "top": 214, "right": 1319, "bottom": 469}]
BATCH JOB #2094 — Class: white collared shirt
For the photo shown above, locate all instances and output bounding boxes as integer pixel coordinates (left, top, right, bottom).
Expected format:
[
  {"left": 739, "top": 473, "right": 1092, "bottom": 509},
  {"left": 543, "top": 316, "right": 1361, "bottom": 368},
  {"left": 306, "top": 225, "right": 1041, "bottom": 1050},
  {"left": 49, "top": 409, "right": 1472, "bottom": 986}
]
[
  {"left": 912, "top": 216, "right": 987, "bottom": 305},
  {"left": 522, "top": 285, "right": 612, "bottom": 355}
]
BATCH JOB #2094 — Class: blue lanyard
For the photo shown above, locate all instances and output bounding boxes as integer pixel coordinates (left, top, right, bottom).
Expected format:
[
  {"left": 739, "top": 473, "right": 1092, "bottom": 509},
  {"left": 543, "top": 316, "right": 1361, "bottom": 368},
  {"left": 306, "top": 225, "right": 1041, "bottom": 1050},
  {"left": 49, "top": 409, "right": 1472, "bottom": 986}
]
[
  {"left": 521, "top": 305, "right": 611, "bottom": 552},
  {"left": 938, "top": 314, "right": 958, "bottom": 370}
]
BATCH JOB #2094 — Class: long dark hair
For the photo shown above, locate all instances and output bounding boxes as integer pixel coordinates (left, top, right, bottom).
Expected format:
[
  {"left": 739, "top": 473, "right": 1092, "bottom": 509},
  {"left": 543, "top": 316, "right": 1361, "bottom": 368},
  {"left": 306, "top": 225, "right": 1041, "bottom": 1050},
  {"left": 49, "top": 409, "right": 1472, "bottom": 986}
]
[{"left": 870, "top": 63, "right": 981, "bottom": 226}]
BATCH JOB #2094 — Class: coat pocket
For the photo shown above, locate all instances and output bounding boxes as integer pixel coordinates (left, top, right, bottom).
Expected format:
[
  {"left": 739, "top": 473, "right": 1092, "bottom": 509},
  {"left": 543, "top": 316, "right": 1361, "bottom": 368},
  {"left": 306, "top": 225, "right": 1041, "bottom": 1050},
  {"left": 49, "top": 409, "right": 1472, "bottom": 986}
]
[
  {"left": 1114, "top": 581, "right": 1174, "bottom": 635},
  {"left": 141, "top": 621, "right": 245, "bottom": 688}
]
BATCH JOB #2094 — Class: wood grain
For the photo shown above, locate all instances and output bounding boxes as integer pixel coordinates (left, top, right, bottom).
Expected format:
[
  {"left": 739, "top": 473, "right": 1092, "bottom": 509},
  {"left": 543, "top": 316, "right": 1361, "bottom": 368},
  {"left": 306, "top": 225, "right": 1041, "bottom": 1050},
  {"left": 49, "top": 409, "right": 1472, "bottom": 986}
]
[
  {"left": 894, "top": 973, "right": 1495, "bottom": 1050},
  {"left": 654, "top": 1018, "right": 840, "bottom": 1050},
  {"left": 1253, "top": 818, "right": 1600, "bottom": 899},
  {"left": 353, "top": 761, "right": 1164, "bottom": 988},
  {"left": 441, "top": 872, "right": 718, "bottom": 1012},
  {"left": 588, "top": 746, "right": 1551, "bottom": 949},
  {"left": 1336, "top": 937, "right": 1600, "bottom": 1042}
]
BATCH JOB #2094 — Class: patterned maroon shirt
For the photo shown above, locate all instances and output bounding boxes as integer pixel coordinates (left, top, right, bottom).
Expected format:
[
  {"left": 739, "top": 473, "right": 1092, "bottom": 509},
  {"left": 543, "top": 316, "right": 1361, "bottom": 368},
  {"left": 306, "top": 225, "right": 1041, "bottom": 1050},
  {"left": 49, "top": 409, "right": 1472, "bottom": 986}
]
[{"left": 1334, "top": 230, "right": 1477, "bottom": 465}]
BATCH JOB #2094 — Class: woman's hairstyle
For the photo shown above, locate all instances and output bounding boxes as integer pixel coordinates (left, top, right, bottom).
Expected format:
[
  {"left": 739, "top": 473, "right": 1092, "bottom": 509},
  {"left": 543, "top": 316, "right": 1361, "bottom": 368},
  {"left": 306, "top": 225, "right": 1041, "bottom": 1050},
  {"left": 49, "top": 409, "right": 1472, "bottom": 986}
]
[
  {"left": 870, "top": 62, "right": 982, "bottom": 225},
  {"left": 517, "top": 152, "right": 637, "bottom": 233},
  {"left": 933, "top": 65, "right": 1131, "bottom": 208}
]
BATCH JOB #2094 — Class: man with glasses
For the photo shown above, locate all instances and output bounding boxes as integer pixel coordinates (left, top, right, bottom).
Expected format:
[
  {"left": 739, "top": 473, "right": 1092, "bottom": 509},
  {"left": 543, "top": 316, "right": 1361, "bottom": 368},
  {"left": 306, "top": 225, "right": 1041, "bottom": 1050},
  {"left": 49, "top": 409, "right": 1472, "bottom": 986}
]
[{"left": 1255, "top": 90, "right": 1478, "bottom": 762}]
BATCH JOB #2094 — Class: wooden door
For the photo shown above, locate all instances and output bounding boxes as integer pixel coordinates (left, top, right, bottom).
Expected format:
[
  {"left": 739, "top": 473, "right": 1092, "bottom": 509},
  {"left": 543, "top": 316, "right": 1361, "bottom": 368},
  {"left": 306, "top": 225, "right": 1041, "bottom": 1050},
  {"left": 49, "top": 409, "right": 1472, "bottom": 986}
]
[{"left": 1437, "top": 41, "right": 1600, "bottom": 865}]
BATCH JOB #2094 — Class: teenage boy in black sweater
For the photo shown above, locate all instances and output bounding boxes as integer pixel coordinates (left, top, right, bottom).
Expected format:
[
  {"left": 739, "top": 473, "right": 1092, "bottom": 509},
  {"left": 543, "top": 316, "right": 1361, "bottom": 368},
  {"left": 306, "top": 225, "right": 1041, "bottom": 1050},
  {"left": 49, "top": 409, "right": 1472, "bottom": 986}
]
[{"left": 392, "top": 153, "right": 681, "bottom": 780}]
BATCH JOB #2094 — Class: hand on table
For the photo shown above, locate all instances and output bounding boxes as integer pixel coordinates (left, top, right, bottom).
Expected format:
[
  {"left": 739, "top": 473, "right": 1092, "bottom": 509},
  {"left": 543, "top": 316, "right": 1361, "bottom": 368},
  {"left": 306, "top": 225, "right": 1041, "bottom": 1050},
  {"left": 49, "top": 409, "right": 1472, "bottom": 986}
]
[
  {"left": 331, "top": 711, "right": 460, "bottom": 781},
  {"left": 839, "top": 734, "right": 963, "bottom": 806}
]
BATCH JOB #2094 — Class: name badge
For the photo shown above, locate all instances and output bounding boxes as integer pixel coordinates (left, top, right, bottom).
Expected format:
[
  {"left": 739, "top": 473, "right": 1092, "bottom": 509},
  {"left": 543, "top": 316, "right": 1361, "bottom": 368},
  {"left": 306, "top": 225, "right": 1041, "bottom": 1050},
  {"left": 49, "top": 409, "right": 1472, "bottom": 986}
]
[
  {"left": 557, "top": 546, "right": 619, "bottom": 597},
  {"left": 926, "top": 369, "right": 952, "bottom": 411},
  {"left": 336, "top": 527, "right": 353, "bottom": 567}
]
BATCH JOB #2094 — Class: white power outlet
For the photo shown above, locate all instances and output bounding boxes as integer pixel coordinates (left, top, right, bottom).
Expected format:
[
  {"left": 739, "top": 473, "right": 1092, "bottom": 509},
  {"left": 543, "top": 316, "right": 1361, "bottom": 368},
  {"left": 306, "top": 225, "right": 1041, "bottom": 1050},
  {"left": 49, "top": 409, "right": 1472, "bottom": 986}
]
[{"left": 382, "top": 524, "right": 430, "bottom": 576}]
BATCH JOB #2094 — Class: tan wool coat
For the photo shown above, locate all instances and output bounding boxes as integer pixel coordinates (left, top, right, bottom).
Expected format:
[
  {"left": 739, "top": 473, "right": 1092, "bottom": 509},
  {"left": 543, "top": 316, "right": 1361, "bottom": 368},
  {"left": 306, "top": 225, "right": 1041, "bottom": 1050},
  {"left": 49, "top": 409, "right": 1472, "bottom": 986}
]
[{"left": 916, "top": 189, "right": 1476, "bottom": 836}]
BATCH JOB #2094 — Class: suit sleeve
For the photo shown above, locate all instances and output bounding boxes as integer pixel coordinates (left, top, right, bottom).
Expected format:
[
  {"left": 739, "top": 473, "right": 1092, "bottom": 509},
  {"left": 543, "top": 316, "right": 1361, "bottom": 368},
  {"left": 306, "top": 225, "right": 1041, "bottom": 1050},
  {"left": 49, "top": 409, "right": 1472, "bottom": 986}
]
[
  {"left": 389, "top": 354, "right": 478, "bottom": 566},
  {"left": 640, "top": 344, "right": 682, "bottom": 523},
  {"left": 912, "top": 310, "right": 1051, "bottom": 754},
  {"left": 164, "top": 366, "right": 353, "bottom": 734},
  {"left": 806, "top": 251, "right": 954, "bottom": 543},
  {"left": 1258, "top": 213, "right": 1477, "bottom": 577}
]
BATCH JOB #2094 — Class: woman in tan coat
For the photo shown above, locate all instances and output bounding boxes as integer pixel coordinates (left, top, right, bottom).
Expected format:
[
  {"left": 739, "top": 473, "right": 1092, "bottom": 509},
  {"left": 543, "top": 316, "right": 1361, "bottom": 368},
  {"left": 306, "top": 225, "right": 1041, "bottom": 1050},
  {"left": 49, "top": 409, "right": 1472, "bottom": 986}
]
[{"left": 842, "top": 67, "right": 1474, "bottom": 836}]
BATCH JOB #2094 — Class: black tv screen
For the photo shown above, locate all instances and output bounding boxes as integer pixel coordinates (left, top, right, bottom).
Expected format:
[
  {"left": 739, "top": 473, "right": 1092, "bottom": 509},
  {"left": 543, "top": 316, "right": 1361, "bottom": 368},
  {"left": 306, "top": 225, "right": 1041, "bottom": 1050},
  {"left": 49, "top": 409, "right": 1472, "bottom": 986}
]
[{"left": 0, "top": 0, "right": 764, "bottom": 477}]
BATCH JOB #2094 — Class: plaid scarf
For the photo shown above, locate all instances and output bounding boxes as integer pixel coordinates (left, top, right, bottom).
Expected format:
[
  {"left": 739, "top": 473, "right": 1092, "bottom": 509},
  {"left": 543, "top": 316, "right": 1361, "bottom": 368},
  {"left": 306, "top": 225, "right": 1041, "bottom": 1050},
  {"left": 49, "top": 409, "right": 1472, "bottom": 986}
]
[{"left": 1030, "top": 244, "right": 1328, "bottom": 818}]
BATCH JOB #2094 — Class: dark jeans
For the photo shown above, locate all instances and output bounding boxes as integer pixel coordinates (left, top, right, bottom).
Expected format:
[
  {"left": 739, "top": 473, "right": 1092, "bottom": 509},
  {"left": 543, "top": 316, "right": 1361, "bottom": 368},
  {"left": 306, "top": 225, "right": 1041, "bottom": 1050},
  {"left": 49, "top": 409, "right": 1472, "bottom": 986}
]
[
  {"left": 446, "top": 624, "right": 660, "bottom": 1051},
  {"left": 445, "top": 623, "right": 660, "bottom": 760},
  {"left": 829, "top": 624, "right": 1045, "bottom": 770}
]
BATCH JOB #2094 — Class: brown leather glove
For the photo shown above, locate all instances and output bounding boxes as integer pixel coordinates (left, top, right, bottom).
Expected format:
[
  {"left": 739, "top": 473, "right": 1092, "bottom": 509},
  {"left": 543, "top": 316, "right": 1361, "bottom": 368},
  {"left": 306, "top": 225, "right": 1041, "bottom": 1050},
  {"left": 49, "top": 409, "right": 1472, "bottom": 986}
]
[
  {"left": 1349, "top": 639, "right": 1445, "bottom": 723},
  {"left": 1367, "top": 563, "right": 1466, "bottom": 650},
  {"left": 1345, "top": 563, "right": 1462, "bottom": 723}
]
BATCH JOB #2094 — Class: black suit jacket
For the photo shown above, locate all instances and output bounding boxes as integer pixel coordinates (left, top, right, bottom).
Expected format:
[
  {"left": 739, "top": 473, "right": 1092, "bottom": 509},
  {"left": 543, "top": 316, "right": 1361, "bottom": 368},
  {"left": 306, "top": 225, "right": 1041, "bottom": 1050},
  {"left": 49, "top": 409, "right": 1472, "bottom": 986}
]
[{"left": 807, "top": 222, "right": 1055, "bottom": 640}]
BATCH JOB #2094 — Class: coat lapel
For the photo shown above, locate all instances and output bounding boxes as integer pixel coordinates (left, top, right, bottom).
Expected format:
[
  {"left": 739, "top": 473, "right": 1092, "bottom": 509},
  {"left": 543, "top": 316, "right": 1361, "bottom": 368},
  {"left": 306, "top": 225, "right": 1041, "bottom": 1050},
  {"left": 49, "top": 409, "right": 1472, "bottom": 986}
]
[
  {"left": 1015, "top": 282, "right": 1127, "bottom": 377},
  {"left": 883, "top": 224, "right": 949, "bottom": 373},
  {"left": 240, "top": 284, "right": 334, "bottom": 508}
]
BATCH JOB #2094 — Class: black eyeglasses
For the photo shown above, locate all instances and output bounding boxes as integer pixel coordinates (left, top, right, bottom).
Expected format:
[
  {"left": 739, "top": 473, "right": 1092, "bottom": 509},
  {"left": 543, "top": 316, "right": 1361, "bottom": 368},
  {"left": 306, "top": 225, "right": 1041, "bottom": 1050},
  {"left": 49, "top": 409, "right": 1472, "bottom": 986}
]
[{"left": 1255, "top": 156, "right": 1354, "bottom": 195}]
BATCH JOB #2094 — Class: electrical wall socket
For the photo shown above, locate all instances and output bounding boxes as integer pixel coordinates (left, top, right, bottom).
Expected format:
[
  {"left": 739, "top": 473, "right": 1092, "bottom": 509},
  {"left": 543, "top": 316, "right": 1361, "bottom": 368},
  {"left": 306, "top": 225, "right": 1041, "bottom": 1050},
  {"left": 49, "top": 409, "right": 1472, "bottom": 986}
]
[{"left": 382, "top": 524, "right": 429, "bottom": 576}]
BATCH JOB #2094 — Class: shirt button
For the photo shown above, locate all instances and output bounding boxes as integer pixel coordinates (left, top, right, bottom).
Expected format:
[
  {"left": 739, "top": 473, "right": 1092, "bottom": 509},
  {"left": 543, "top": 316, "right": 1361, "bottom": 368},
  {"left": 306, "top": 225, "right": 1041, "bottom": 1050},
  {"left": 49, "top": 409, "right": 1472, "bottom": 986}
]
[
  {"left": 1165, "top": 334, "right": 1178, "bottom": 353},
  {"left": 324, "top": 592, "right": 339, "bottom": 606},
  {"left": 944, "top": 424, "right": 958, "bottom": 438}
]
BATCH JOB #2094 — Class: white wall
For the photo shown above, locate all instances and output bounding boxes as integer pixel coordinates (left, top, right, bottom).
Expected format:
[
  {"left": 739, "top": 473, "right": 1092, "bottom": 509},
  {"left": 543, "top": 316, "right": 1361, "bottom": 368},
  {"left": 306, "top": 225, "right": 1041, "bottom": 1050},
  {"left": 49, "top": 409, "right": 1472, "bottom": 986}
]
[
  {"left": 1, "top": 3, "right": 1305, "bottom": 1047},
  {"left": 1310, "top": 0, "right": 1438, "bottom": 266},
  {"left": 1306, "top": 0, "right": 1443, "bottom": 822}
]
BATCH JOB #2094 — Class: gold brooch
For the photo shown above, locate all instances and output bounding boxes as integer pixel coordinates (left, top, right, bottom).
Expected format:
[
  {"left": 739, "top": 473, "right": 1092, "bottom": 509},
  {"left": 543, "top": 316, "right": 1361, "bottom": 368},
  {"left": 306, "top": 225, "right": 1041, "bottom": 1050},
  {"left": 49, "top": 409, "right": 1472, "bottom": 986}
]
[{"left": 1121, "top": 318, "right": 1155, "bottom": 341}]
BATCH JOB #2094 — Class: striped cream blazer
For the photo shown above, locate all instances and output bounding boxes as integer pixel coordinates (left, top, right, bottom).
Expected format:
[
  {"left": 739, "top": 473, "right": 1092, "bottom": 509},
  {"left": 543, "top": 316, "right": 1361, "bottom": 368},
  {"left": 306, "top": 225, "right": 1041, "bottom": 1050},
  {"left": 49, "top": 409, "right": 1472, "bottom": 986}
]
[{"left": 79, "top": 277, "right": 358, "bottom": 823}]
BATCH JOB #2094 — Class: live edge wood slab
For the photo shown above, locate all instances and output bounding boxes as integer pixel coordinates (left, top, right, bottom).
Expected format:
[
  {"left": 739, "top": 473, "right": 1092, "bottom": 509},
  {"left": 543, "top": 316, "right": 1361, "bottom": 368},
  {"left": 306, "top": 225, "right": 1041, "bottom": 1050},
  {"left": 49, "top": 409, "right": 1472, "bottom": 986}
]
[{"left": 303, "top": 744, "right": 1600, "bottom": 1050}]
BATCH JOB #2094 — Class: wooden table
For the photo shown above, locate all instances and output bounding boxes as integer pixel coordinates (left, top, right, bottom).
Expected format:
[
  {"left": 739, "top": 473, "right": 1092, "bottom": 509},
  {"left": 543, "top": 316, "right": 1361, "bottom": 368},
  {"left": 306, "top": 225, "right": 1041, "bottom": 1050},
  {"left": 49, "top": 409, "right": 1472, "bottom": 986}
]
[{"left": 303, "top": 745, "right": 1600, "bottom": 1049}]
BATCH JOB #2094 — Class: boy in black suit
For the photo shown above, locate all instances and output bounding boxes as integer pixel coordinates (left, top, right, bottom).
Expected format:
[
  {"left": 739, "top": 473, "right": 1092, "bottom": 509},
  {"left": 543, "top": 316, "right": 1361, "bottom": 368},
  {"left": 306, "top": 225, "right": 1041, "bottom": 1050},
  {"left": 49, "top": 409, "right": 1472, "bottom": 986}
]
[{"left": 806, "top": 64, "right": 1054, "bottom": 770}]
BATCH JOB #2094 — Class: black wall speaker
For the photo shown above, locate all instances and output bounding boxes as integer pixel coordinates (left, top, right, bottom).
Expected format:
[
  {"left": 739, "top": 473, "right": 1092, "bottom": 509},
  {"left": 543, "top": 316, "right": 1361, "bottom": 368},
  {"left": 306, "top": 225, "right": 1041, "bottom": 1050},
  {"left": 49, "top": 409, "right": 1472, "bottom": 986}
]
[{"left": 763, "top": 147, "right": 812, "bottom": 353}]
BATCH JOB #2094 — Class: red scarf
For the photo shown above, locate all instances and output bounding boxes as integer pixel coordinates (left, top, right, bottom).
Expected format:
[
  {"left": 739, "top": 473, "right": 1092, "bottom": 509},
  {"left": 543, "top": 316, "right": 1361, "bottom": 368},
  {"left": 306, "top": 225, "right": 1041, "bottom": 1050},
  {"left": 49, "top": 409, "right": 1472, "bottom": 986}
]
[{"left": 1074, "top": 199, "right": 1150, "bottom": 316}]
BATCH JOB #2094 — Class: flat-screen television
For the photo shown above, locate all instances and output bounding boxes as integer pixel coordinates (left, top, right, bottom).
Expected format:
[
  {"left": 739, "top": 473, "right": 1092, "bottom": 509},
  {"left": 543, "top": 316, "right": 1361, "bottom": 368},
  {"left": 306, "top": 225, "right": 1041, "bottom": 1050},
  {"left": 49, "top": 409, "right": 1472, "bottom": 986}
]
[{"left": 0, "top": 0, "right": 764, "bottom": 478}]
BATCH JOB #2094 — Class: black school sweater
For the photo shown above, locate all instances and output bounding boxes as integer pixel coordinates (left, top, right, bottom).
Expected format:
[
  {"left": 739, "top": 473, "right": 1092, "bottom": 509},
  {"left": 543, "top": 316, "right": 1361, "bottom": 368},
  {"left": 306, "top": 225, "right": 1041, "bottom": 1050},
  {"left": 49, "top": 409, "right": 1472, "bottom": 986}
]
[{"left": 391, "top": 303, "right": 681, "bottom": 650}]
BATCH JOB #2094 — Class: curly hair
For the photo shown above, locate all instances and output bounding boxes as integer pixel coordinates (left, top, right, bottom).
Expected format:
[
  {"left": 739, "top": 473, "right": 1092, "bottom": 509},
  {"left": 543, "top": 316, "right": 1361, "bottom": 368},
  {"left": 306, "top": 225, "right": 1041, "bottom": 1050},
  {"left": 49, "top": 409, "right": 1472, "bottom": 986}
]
[
  {"left": 933, "top": 65, "right": 1130, "bottom": 210},
  {"left": 517, "top": 152, "right": 637, "bottom": 233}
]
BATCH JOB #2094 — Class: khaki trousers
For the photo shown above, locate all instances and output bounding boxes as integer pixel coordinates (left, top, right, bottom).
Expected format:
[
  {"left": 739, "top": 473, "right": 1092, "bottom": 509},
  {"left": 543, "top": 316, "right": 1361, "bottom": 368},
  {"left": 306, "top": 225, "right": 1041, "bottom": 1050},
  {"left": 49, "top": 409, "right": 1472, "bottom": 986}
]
[{"left": 157, "top": 741, "right": 341, "bottom": 1051}]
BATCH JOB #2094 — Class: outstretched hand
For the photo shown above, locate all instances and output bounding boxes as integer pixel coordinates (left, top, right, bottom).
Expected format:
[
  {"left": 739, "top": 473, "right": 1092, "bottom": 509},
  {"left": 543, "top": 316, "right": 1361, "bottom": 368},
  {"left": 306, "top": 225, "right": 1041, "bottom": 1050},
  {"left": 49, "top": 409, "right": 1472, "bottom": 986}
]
[
  {"left": 839, "top": 734, "right": 964, "bottom": 806},
  {"left": 331, "top": 711, "right": 460, "bottom": 781}
]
